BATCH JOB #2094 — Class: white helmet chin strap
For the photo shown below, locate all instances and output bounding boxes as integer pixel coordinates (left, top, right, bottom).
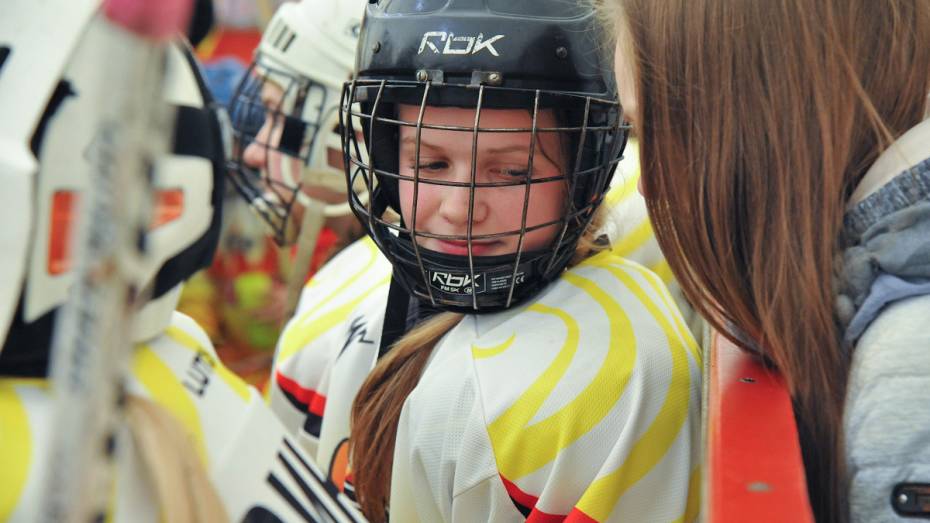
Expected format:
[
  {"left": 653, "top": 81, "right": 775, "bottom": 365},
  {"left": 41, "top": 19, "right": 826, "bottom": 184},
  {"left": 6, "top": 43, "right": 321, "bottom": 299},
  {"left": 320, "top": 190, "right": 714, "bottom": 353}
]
[
  {"left": 283, "top": 157, "right": 369, "bottom": 217},
  {"left": 285, "top": 198, "right": 326, "bottom": 318}
]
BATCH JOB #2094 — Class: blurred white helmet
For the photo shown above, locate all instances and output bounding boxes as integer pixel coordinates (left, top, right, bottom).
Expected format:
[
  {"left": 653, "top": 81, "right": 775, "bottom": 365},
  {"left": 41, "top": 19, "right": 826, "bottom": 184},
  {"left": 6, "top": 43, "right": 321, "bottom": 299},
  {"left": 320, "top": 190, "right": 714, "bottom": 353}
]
[
  {"left": 0, "top": 0, "right": 226, "bottom": 363},
  {"left": 227, "top": 0, "right": 366, "bottom": 245}
]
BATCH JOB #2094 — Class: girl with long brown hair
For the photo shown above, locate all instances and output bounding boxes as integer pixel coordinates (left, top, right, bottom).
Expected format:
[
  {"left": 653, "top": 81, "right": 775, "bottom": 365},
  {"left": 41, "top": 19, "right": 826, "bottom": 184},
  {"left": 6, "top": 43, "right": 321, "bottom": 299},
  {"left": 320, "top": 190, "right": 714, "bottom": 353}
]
[
  {"left": 267, "top": 0, "right": 703, "bottom": 521},
  {"left": 600, "top": 0, "right": 930, "bottom": 521}
]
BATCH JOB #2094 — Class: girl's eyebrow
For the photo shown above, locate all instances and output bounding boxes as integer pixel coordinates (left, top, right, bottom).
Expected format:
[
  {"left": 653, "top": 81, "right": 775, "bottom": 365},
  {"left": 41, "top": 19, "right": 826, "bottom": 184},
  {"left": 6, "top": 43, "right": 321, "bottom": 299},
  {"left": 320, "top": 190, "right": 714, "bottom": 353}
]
[
  {"left": 487, "top": 145, "right": 529, "bottom": 155},
  {"left": 400, "top": 136, "right": 441, "bottom": 151},
  {"left": 489, "top": 144, "right": 561, "bottom": 171},
  {"left": 400, "top": 139, "right": 532, "bottom": 155},
  {"left": 400, "top": 136, "right": 560, "bottom": 170}
]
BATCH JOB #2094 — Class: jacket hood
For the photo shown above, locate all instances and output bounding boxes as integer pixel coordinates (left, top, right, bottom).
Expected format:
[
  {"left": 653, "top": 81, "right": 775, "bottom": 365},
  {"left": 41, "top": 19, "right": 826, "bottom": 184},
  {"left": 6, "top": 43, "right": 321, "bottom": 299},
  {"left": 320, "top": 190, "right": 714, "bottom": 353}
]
[{"left": 836, "top": 118, "right": 930, "bottom": 343}]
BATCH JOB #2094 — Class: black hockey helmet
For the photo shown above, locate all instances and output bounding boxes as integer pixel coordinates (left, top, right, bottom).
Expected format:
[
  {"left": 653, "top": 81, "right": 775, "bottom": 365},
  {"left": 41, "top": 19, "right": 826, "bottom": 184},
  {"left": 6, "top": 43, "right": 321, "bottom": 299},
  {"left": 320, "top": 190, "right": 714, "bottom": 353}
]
[{"left": 340, "top": 0, "right": 629, "bottom": 313}]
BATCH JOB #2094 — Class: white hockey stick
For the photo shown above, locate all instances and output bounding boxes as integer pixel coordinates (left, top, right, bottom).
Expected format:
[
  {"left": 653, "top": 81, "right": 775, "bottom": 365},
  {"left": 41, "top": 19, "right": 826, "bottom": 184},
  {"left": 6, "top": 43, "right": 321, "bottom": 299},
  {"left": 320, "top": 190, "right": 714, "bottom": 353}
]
[{"left": 39, "top": 1, "right": 192, "bottom": 521}]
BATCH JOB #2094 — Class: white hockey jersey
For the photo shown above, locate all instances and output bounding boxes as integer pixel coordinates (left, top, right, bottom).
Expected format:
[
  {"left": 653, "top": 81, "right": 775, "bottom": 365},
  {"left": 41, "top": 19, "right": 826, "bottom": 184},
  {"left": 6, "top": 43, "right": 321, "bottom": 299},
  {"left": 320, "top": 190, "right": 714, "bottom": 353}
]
[
  {"left": 0, "top": 312, "right": 362, "bottom": 523},
  {"left": 271, "top": 236, "right": 393, "bottom": 484},
  {"left": 271, "top": 237, "right": 703, "bottom": 521}
]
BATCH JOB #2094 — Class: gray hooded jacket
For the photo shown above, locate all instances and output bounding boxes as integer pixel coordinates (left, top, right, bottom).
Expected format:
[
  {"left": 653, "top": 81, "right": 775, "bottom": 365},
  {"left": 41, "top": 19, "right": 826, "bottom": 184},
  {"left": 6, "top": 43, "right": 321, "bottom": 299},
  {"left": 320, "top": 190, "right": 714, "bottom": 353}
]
[{"left": 836, "top": 118, "right": 930, "bottom": 522}]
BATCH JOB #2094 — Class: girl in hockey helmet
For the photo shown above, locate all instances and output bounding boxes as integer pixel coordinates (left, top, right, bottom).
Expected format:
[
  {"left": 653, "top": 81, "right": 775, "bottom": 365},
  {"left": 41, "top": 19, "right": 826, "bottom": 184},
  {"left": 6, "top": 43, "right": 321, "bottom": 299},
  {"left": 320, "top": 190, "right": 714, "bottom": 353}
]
[
  {"left": 601, "top": 0, "right": 930, "bottom": 521},
  {"left": 270, "top": 1, "right": 703, "bottom": 521}
]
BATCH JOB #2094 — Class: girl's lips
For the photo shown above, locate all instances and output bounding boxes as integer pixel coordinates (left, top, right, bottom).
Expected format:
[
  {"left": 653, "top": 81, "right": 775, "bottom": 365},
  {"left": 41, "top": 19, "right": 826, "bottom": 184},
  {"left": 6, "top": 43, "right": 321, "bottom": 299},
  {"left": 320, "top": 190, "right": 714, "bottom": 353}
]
[{"left": 434, "top": 239, "right": 501, "bottom": 256}]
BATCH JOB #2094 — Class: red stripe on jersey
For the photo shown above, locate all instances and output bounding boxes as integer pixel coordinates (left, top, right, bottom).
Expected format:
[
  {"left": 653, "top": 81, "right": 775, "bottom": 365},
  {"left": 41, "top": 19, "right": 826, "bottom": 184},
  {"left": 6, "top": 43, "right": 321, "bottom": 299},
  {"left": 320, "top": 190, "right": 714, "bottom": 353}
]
[
  {"left": 528, "top": 509, "right": 570, "bottom": 522},
  {"left": 309, "top": 393, "right": 327, "bottom": 417},
  {"left": 565, "top": 507, "right": 599, "bottom": 523},
  {"left": 500, "top": 475, "right": 539, "bottom": 511},
  {"left": 276, "top": 371, "right": 327, "bottom": 416},
  {"left": 500, "top": 475, "right": 569, "bottom": 521}
]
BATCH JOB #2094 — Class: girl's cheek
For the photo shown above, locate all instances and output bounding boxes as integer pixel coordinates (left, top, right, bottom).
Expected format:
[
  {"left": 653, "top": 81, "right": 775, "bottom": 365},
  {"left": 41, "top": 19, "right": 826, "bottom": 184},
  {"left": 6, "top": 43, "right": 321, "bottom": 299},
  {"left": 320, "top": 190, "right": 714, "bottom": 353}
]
[
  {"left": 396, "top": 181, "right": 410, "bottom": 218},
  {"left": 398, "top": 180, "right": 424, "bottom": 225},
  {"left": 413, "top": 187, "right": 440, "bottom": 220}
]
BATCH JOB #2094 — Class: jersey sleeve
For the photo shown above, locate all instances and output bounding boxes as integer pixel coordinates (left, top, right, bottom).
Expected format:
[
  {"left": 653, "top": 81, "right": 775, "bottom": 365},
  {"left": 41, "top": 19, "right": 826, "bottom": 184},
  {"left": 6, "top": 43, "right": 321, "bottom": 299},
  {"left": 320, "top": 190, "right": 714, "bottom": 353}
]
[
  {"left": 390, "top": 252, "right": 703, "bottom": 522},
  {"left": 269, "top": 236, "right": 392, "bottom": 458}
]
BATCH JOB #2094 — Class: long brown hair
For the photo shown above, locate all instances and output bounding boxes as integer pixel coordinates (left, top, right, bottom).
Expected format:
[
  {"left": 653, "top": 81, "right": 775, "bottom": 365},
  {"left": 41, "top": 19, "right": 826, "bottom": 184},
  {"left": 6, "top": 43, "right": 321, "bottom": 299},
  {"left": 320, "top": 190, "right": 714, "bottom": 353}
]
[
  {"left": 349, "top": 208, "right": 609, "bottom": 521},
  {"left": 126, "top": 395, "right": 227, "bottom": 522},
  {"left": 600, "top": 1, "right": 930, "bottom": 521}
]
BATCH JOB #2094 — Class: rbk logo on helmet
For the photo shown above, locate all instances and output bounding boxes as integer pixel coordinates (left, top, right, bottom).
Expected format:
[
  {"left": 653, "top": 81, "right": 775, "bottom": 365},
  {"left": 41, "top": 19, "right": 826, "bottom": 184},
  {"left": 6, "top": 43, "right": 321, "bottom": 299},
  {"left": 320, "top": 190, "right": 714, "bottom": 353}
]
[
  {"left": 430, "top": 271, "right": 486, "bottom": 295},
  {"left": 417, "top": 32, "right": 505, "bottom": 57}
]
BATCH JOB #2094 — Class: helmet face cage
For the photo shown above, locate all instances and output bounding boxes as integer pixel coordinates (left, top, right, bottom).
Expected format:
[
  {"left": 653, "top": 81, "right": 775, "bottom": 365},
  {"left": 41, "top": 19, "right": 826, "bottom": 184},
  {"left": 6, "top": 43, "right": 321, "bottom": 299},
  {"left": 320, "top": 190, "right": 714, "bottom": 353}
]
[
  {"left": 227, "top": 54, "right": 329, "bottom": 245},
  {"left": 341, "top": 79, "right": 629, "bottom": 313}
]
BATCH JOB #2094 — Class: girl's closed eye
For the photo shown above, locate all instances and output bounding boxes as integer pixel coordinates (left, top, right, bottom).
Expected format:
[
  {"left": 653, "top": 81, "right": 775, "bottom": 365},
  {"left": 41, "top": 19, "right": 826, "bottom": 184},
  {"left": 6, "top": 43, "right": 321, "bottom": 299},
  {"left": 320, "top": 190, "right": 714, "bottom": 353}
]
[
  {"left": 491, "top": 165, "right": 531, "bottom": 179},
  {"left": 415, "top": 160, "right": 449, "bottom": 171}
]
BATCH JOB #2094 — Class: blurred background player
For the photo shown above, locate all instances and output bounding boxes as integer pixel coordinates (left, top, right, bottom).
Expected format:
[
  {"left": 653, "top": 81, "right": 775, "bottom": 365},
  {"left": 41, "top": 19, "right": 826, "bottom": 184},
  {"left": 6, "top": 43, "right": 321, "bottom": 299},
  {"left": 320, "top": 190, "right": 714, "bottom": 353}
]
[
  {"left": 0, "top": 1, "right": 363, "bottom": 520},
  {"left": 225, "top": 0, "right": 365, "bottom": 274},
  {"left": 178, "top": 0, "right": 366, "bottom": 387}
]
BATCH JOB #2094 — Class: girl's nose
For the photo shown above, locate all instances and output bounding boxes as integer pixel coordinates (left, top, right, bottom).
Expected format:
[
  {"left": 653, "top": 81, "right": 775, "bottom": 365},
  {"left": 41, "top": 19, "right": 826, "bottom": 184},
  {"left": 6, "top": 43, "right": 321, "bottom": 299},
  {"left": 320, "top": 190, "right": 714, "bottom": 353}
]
[
  {"left": 242, "top": 120, "right": 272, "bottom": 169},
  {"left": 437, "top": 166, "right": 489, "bottom": 227}
]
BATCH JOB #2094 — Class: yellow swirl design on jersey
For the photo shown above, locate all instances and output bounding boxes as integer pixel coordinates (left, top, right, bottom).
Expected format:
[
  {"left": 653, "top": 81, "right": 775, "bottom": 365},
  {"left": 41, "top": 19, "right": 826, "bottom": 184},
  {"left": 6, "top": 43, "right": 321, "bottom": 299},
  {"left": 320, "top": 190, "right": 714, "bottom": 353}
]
[
  {"left": 606, "top": 166, "right": 654, "bottom": 259},
  {"left": 574, "top": 263, "right": 694, "bottom": 521},
  {"left": 292, "top": 237, "right": 380, "bottom": 325},
  {"left": 133, "top": 346, "right": 208, "bottom": 466},
  {"left": 486, "top": 270, "right": 638, "bottom": 480},
  {"left": 164, "top": 325, "right": 251, "bottom": 403},
  {"left": 279, "top": 275, "right": 390, "bottom": 363},
  {"left": 651, "top": 259, "right": 675, "bottom": 286},
  {"left": 605, "top": 167, "right": 639, "bottom": 209},
  {"left": 471, "top": 334, "right": 516, "bottom": 360},
  {"left": 279, "top": 238, "right": 389, "bottom": 363},
  {"left": 0, "top": 382, "right": 32, "bottom": 521},
  {"left": 611, "top": 219, "right": 654, "bottom": 259},
  {"left": 605, "top": 165, "right": 674, "bottom": 275},
  {"left": 485, "top": 303, "right": 581, "bottom": 478},
  {"left": 627, "top": 260, "right": 702, "bottom": 367}
]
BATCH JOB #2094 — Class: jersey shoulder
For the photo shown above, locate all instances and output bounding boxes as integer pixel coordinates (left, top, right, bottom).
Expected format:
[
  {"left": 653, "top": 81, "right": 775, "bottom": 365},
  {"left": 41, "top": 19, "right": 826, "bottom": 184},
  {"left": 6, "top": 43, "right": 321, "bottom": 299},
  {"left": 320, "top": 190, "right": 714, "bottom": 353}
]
[
  {"left": 133, "top": 310, "right": 252, "bottom": 406},
  {"left": 275, "top": 236, "right": 391, "bottom": 371},
  {"left": 602, "top": 142, "right": 666, "bottom": 272},
  {"left": 472, "top": 249, "right": 698, "bottom": 369},
  {"left": 278, "top": 236, "right": 391, "bottom": 366},
  {"left": 270, "top": 237, "right": 390, "bottom": 443},
  {"left": 461, "top": 251, "right": 702, "bottom": 519},
  {"left": 293, "top": 236, "right": 392, "bottom": 315}
]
